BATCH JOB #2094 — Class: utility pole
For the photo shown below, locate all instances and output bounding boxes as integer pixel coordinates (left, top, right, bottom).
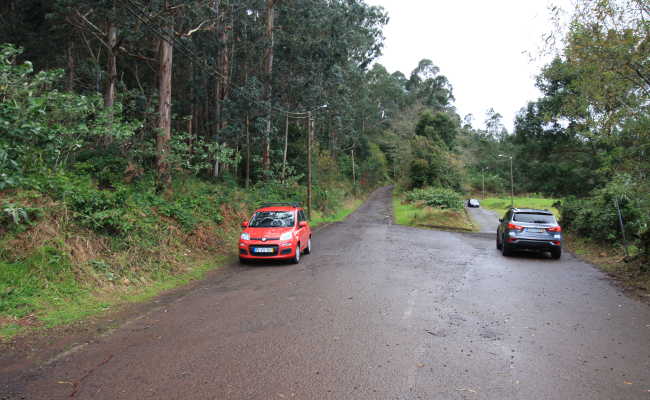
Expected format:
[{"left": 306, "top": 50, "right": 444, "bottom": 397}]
[
  {"left": 307, "top": 112, "right": 313, "bottom": 220},
  {"left": 351, "top": 148, "right": 356, "bottom": 186},
  {"left": 245, "top": 115, "right": 250, "bottom": 189},
  {"left": 282, "top": 113, "right": 289, "bottom": 183},
  {"left": 509, "top": 156, "right": 514, "bottom": 207}
]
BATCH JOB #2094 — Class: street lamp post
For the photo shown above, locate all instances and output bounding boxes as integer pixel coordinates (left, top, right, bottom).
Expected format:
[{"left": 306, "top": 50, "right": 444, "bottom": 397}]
[
  {"left": 481, "top": 167, "right": 487, "bottom": 200},
  {"left": 498, "top": 154, "right": 514, "bottom": 207}
]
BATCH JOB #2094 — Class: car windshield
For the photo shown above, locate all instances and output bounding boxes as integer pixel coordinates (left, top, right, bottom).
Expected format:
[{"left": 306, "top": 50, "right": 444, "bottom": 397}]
[
  {"left": 513, "top": 213, "right": 556, "bottom": 224},
  {"left": 249, "top": 211, "right": 295, "bottom": 227}
]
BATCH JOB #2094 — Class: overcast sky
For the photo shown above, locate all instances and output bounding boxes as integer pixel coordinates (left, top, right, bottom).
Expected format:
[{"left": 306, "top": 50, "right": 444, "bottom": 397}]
[{"left": 364, "top": 0, "right": 570, "bottom": 132}]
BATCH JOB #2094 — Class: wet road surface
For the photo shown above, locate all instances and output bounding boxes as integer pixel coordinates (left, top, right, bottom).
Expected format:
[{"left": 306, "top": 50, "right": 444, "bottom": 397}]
[
  {"left": 466, "top": 205, "right": 500, "bottom": 233},
  {"left": 2, "top": 186, "right": 650, "bottom": 399}
]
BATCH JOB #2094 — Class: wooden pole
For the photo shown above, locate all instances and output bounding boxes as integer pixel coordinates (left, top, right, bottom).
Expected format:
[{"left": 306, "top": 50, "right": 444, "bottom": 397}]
[
  {"left": 482, "top": 168, "right": 485, "bottom": 199},
  {"left": 510, "top": 156, "right": 514, "bottom": 207},
  {"left": 245, "top": 115, "right": 250, "bottom": 189},
  {"left": 307, "top": 112, "right": 313, "bottom": 220},
  {"left": 282, "top": 113, "right": 289, "bottom": 182},
  {"left": 351, "top": 148, "right": 356, "bottom": 186}
]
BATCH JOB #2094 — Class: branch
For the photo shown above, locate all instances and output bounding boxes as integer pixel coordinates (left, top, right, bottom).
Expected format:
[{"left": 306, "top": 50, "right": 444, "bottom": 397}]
[
  {"left": 117, "top": 47, "right": 158, "bottom": 63},
  {"left": 627, "top": 61, "right": 650, "bottom": 88},
  {"left": 74, "top": 9, "right": 104, "bottom": 37},
  {"left": 66, "top": 11, "right": 110, "bottom": 50},
  {"left": 180, "top": 20, "right": 215, "bottom": 37}
]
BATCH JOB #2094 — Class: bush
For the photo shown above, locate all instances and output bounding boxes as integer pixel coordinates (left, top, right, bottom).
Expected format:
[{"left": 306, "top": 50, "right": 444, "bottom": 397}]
[
  {"left": 558, "top": 176, "right": 649, "bottom": 253},
  {"left": 405, "top": 187, "right": 464, "bottom": 210},
  {"left": 0, "top": 44, "right": 140, "bottom": 180}
]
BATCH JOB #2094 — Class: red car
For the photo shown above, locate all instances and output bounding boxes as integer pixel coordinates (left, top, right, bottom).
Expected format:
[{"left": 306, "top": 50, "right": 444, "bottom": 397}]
[{"left": 239, "top": 202, "right": 312, "bottom": 264}]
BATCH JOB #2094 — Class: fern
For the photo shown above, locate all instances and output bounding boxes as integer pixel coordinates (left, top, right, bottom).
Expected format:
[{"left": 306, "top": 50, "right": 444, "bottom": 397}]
[{"left": 2, "top": 203, "right": 29, "bottom": 225}]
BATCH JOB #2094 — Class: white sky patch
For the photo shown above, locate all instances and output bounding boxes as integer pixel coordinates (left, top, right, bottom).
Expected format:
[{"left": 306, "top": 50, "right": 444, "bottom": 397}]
[{"left": 364, "top": 0, "right": 572, "bottom": 132}]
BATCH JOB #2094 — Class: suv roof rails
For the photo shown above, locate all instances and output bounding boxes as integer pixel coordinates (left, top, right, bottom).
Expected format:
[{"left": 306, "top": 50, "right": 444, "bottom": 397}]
[
  {"left": 259, "top": 202, "right": 301, "bottom": 208},
  {"left": 513, "top": 208, "right": 552, "bottom": 214}
]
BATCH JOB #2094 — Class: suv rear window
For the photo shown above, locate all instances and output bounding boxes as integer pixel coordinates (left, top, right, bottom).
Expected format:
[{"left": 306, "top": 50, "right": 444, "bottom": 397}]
[
  {"left": 250, "top": 211, "right": 295, "bottom": 227},
  {"left": 513, "top": 213, "right": 556, "bottom": 224}
]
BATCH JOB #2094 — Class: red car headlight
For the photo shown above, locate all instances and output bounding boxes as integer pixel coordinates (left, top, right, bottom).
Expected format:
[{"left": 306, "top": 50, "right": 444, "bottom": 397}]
[{"left": 279, "top": 231, "right": 293, "bottom": 241}]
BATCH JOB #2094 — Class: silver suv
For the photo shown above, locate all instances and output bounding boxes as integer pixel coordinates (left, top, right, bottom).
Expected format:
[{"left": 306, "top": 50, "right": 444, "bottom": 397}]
[{"left": 496, "top": 208, "right": 562, "bottom": 259}]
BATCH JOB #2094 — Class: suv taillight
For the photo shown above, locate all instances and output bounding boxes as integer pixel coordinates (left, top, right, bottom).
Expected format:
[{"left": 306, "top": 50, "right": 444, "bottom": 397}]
[
  {"left": 507, "top": 223, "right": 524, "bottom": 231},
  {"left": 546, "top": 226, "right": 562, "bottom": 232}
]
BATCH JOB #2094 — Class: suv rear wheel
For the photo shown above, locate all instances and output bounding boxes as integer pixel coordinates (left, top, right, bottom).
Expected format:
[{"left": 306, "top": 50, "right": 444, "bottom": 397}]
[
  {"left": 550, "top": 248, "right": 562, "bottom": 260},
  {"left": 501, "top": 236, "right": 513, "bottom": 257}
]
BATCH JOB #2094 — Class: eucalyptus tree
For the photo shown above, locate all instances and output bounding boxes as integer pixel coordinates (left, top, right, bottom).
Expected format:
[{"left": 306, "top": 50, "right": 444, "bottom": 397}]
[{"left": 407, "top": 59, "right": 454, "bottom": 109}]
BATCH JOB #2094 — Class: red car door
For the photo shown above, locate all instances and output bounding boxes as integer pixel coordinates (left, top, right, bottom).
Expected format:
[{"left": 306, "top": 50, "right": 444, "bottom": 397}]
[{"left": 297, "top": 209, "right": 308, "bottom": 249}]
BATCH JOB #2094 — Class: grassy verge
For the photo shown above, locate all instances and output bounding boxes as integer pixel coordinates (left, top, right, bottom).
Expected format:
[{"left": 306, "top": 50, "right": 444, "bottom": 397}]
[
  {"left": 393, "top": 196, "right": 476, "bottom": 231},
  {"left": 0, "top": 256, "right": 230, "bottom": 339},
  {"left": 311, "top": 197, "right": 365, "bottom": 228},
  {"left": 0, "top": 176, "right": 368, "bottom": 341},
  {"left": 564, "top": 235, "right": 650, "bottom": 297},
  {"left": 479, "top": 196, "right": 559, "bottom": 217}
]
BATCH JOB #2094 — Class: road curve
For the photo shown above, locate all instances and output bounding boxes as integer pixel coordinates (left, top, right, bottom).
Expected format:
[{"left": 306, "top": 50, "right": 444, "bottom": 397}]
[{"left": 2, "top": 186, "right": 650, "bottom": 399}]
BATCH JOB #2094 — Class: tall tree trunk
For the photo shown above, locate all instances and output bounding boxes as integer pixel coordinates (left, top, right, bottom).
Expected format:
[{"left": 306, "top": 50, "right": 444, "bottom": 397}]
[
  {"left": 104, "top": 21, "right": 117, "bottom": 111},
  {"left": 103, "top": 20, "right": 117, "bottom": 148},
  {"left": 66, "top": 41, "right": 75, "bottom": 92},
  {"left": 156, "top": 5, "right": 174, "bottom": 189},
  {"left": 213, "top": 2, "right": 231, "bottom": 177},
  {"left": 262, "top": 0, "right": 279, "bottom": 174}
]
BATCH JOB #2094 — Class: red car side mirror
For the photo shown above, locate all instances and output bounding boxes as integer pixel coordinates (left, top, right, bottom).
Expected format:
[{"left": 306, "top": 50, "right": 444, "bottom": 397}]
[
  {"left": 299, "top": 221, "right": 307, "bottom": 227},
  {"left": 241, "top": 221, "right": 249, "bottom": 228}
]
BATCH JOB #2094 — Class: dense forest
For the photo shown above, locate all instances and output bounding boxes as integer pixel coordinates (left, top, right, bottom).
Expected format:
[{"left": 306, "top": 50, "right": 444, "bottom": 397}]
[{"left": 0, "top": 0, "right": 648, "bottom": 333}]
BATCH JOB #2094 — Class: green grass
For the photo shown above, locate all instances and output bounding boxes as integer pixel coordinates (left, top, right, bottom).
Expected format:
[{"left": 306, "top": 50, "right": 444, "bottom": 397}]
[
  {"left": 0, "top": 324, "right": 22, "bottom": 338},
  {"left": 310, "top": 197, "right": 364, "bottom": 227},
  {"left": 0, "top": 246, "right": 86, "bottom": 320},
  {"left": 393, "top": 196, "right": 476, "bottom": 231},
  {"left": 0, "top": 253, "right": 230, "bottom": 341},
  {"left": 479, "top": 196, "right": 559, "bottom": 218}
]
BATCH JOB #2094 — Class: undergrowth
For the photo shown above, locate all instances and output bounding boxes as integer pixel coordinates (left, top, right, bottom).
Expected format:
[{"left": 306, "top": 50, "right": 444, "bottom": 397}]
[{"left": 0, "top": 170, "right": 365, "bottom": 340}]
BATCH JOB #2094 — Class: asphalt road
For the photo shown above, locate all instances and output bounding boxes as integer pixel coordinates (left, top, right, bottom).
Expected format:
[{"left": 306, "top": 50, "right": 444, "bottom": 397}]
[
  {"left": 466, "top": 205, "right": 501, "bottom": 233},
  {"left": 3, "top": 187, "right": 650, "bottom": 399}
]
